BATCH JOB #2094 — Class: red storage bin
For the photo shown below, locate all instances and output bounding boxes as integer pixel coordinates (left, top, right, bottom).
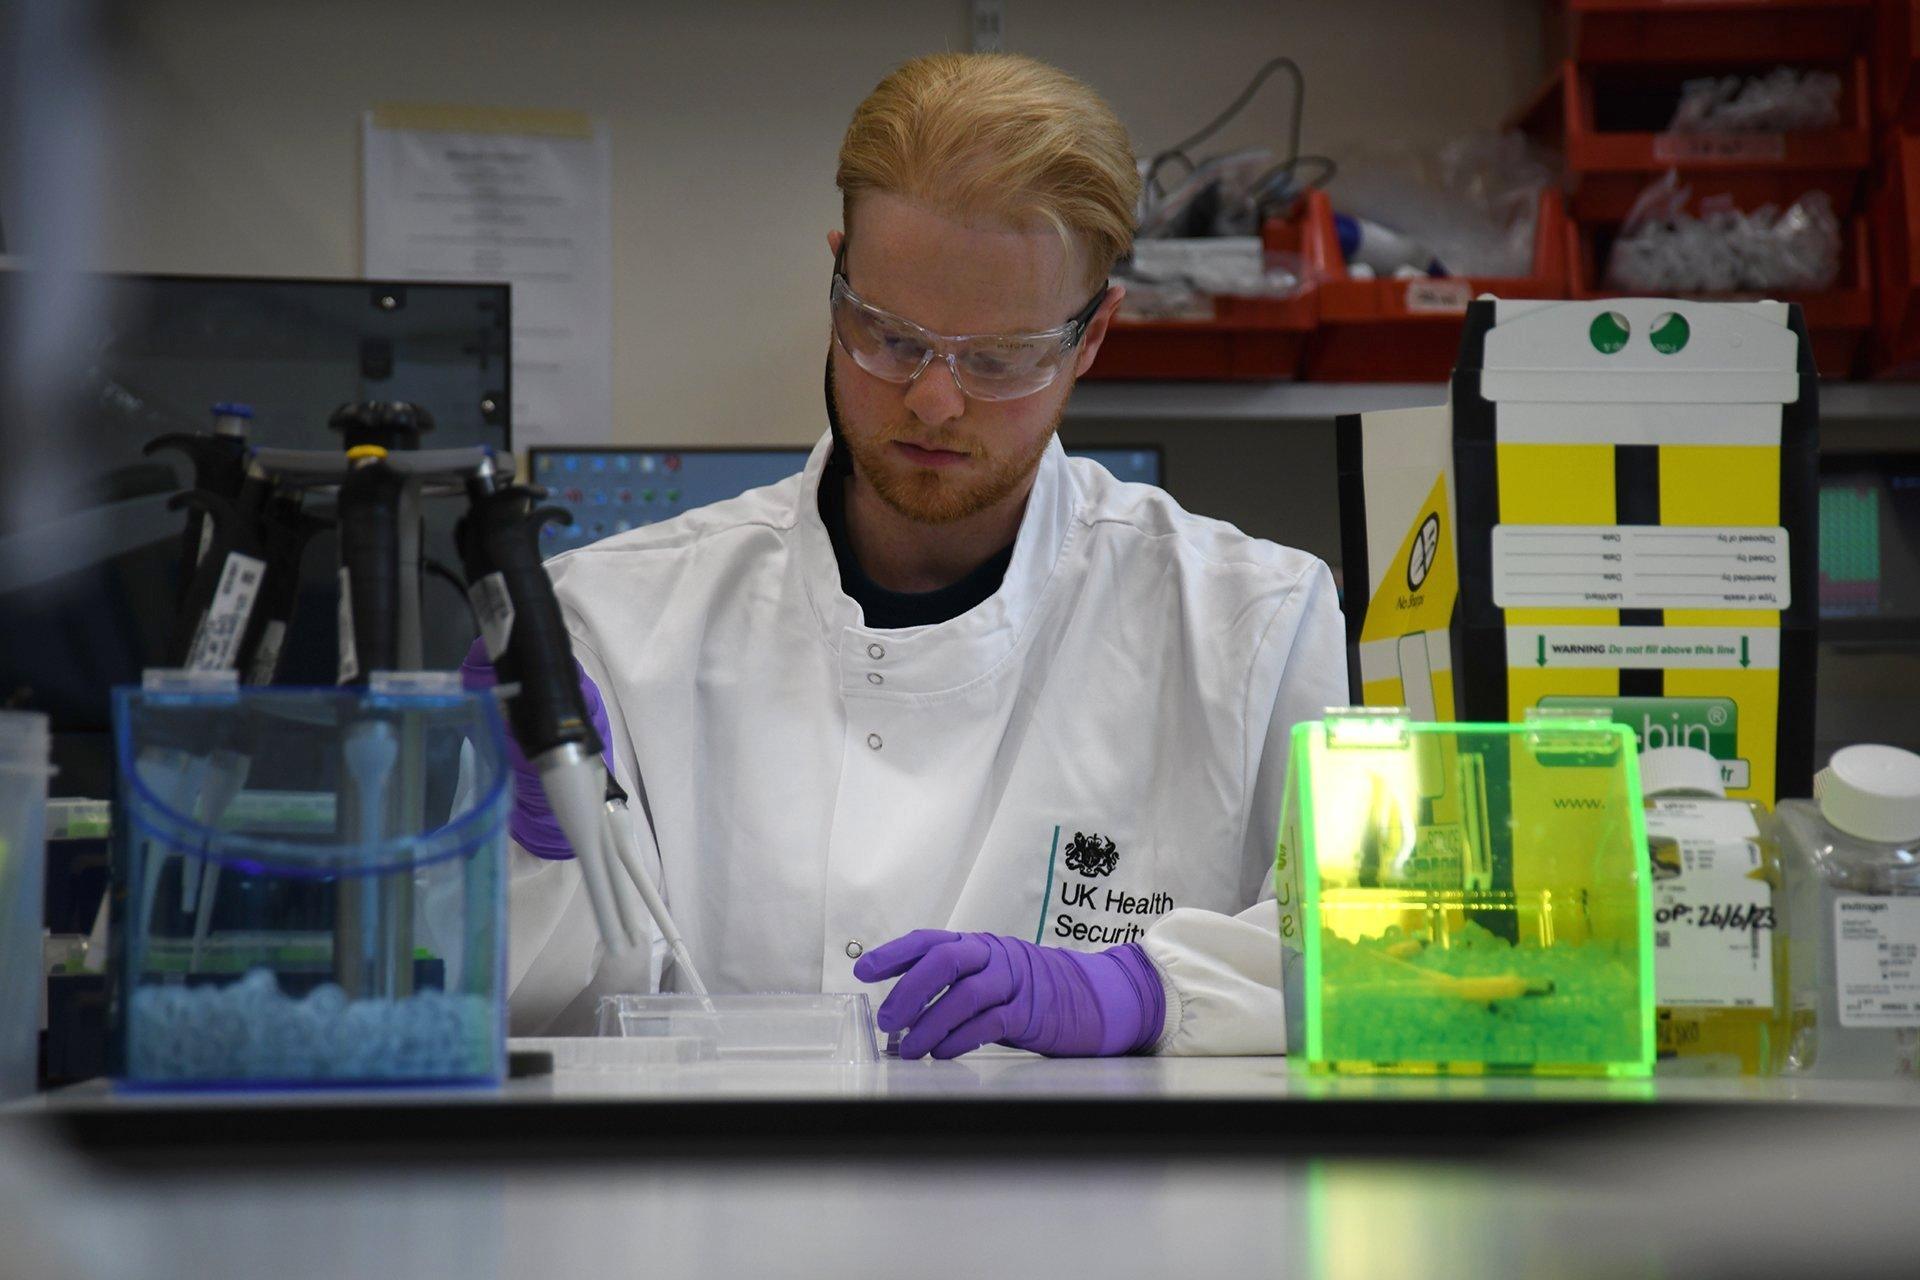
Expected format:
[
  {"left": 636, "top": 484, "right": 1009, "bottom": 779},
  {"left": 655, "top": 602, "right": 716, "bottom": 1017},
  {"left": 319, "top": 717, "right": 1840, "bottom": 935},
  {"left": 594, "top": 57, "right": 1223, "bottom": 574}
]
[
  {"left": 1085, "top": 214, "right": 1316, "bottom": 381},
  {"left": 1868, "top": 130, "right": 1920, "bottom": 376},
  {"left": 1516, "top": 58, "right": 1872, "bottom": 221},
  {"left": 1567, "top": 214, "right": 1873, "bottom": 377},
  {"left": 1874, "top": 0, "right": 1920, "bottom": 126},
  {"left": 1082, "top": 296, "right": 1315, "bottom": 380},
  {"left": 1561, "top": 0, "right": 1872, "bottom": 65},
  {"left": 1294, "top": 188, "right": 1570, "bottom": 382}
]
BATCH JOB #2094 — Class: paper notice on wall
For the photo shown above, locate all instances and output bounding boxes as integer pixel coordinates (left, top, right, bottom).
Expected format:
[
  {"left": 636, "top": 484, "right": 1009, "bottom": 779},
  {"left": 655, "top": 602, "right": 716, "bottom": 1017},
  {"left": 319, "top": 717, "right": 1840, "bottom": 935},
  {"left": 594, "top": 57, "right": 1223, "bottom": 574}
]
[{"left": 363, "top": 105, "right": 613, "bottom": 448}]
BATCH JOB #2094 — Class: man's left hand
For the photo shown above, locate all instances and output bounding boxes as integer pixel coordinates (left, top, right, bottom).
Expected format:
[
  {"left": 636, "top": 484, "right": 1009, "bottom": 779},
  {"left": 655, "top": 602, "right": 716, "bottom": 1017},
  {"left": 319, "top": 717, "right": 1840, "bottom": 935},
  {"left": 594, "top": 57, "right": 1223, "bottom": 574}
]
[{"left": 853, "top": 930, "right": 1166, "bottom": 1060}]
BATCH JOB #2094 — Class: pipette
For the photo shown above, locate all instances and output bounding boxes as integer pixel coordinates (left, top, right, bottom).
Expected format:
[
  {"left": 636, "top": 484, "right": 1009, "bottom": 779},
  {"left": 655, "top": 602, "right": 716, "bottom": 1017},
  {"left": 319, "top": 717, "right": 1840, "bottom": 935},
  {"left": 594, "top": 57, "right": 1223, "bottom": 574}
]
[{"left": 455, "top": 457, "right": 715, "bottom": 1005}]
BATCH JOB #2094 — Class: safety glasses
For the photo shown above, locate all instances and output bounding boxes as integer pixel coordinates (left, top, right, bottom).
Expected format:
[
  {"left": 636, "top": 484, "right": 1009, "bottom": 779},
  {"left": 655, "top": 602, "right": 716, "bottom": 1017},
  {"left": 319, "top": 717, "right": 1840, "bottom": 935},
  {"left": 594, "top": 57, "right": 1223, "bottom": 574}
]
[{"left": 830, "top": 240, "right": 1109, "bottom": 402}]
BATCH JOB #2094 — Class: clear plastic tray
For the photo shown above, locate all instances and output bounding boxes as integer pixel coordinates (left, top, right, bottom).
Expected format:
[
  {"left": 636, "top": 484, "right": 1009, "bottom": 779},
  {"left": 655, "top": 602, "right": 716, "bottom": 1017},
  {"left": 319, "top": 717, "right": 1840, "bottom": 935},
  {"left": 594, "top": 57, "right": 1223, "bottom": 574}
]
[
  {"left": 596, "top": 993, "right": 878, "bottom": 1064},
  {"left": 518, "top": 1035, "right": 716, "bottom": 1071}
]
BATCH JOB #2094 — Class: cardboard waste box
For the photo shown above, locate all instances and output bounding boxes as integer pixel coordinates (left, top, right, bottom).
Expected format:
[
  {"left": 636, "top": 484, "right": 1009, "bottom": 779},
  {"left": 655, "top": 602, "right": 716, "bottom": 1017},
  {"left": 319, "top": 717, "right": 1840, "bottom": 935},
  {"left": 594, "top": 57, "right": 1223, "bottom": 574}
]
[{"left": 1338, "top": 297, "right": 1819, "bottom": 806}]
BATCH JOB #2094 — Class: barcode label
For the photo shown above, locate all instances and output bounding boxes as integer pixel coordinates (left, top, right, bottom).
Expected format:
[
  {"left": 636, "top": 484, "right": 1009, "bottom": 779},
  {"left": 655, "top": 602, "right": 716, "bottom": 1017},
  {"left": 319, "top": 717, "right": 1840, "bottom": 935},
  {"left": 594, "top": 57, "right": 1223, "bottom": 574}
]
[
  {"left": 467, "top": 571, "right": 517, "bottom": 662},
  {"left": 1835, "top": 896, "right": 1920, "bottom": 1028},
  {"left": 184, "top": 553, "right": 267, "bottom": 672},
  {"left": 336, "top": 566, "right": 360, "bottom": 684}
]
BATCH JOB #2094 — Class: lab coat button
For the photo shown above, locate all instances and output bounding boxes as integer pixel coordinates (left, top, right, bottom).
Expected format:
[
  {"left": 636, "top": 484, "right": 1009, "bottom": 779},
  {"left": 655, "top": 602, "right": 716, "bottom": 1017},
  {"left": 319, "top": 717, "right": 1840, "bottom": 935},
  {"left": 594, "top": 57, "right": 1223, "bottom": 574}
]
[
  {"left": 867, "top": 643, "right": 885, "bottom": 660},
  {"left": 866, "top": 733, "right": 883, "bottom": 750},
  {"left": 845, "top": 941, "right": 864, "bottom": 959},
  {"left": 867, "top": 672, "right": 883, "bottom": 686}
]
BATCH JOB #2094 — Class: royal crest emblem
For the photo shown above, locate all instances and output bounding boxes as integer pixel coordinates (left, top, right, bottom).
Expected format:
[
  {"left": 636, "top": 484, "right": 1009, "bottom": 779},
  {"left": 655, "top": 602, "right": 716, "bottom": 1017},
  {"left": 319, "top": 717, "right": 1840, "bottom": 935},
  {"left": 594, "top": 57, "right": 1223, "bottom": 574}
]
[{"left": 1062, "top": 831, "right": 1119, "bottom": 877}]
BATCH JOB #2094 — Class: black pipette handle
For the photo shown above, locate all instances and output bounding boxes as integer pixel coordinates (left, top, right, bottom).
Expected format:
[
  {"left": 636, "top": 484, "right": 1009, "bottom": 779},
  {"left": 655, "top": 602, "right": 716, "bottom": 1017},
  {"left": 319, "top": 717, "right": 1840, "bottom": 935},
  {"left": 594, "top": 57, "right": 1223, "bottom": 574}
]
[
  {"left": 454, "top": 483, "right": 601, "bottom": 759},
  {"left": 335, "top": 457, "right": 408, "bottom": 683},
  {"left": 162, "top": 480, "right": 277, "bottom": 672},
  {"left": 145, "top": 431, "right": 251, "bottom": 597},
  {"left": 241, "top": 495, "right": 329, "bottom": 685}
]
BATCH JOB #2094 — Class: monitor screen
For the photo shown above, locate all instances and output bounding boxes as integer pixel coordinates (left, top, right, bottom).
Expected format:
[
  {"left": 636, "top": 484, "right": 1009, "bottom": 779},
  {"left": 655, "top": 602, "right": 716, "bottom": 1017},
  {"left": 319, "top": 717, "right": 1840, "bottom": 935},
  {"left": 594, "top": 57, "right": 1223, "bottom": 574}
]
[
  {"left": 1819, "top": 455, "right": 1920, "bottom": 640},
  {"left": 528, "top": 444, "right": 1164, "bottom": 555}
]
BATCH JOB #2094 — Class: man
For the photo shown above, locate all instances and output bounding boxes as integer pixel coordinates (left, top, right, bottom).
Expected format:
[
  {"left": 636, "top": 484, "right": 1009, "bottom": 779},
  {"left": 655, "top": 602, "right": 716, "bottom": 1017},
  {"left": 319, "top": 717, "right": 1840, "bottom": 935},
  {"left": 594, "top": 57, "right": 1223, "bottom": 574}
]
[{"left": 492, "top": 52, "right": 1346, "bottom": 1057}]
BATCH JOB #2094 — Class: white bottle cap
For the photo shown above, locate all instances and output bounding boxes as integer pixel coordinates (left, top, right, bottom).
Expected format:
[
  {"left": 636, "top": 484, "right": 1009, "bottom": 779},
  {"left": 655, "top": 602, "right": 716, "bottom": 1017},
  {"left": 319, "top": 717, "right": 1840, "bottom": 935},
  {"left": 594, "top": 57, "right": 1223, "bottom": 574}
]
[
  {"left": 1639, "top": 746, "right": 1725, "bottom": 798},
  {"left": 1814, "top": 745, "right": 1920, "bottom": 843}
]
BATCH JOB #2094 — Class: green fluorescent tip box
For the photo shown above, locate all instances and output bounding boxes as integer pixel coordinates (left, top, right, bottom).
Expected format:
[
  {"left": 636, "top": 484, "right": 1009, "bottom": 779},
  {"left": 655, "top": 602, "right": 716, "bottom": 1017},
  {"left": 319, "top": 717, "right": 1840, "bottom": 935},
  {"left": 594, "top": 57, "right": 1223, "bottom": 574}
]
[{"left": 1280, "top": 711, "right": 1654, "bottom": 1076}]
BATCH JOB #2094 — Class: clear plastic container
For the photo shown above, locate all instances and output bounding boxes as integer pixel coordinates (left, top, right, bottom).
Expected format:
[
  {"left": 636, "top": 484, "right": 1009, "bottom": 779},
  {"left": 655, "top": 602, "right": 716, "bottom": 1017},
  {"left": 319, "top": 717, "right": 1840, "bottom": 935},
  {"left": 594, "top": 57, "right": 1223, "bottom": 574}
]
[
  {"left": 596, "top": 993, "right": 879, "bottom": 1064},
  {"left": 1284, "top": 710, "right": 1654, "bottom": 1076},
  {"left": 0, "top": 711, "right": 52, "bottom": 1101},
  {"left": 1778, "top": 745, "right": 1920, "bottom": 1080},
  {"left": 110, "top": 684, "right": 511, "bottom": 1089},
  {"left": 1639, "top": 746, "right": 1787, "bottom": 1075},
  {"left": 517, "top": 1035, "right": 717, "bottom": 1070}
]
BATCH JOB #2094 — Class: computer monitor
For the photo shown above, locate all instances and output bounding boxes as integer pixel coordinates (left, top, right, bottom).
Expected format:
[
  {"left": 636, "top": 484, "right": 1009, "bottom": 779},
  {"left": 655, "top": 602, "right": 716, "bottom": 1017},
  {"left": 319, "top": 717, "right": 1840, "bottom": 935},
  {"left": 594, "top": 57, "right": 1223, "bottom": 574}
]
[
  {"left": 528, "top": 444, "right": 1164, "bottom": 555},
  {"left": 1818, "top": 454, "right": 1920, "bottom": 642}
]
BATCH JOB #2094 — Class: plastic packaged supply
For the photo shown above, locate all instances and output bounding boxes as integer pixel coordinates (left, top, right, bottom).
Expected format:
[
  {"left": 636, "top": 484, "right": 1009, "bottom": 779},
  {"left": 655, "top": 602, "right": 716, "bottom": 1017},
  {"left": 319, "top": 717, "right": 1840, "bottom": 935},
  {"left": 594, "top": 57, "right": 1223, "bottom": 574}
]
[
  {"left": 1668, "top": 68, "right": 1843, "bottom": 135},
  {"left": 1777, "top": 745, "right": 1920, "bottom": 1080},
  {"left": 1118, "top": 236, "right": 1309, "bottom": 317},
  {"left": 1328, "top": 131, "right": 1557, "bottom": 278},
  {"left": 1605, "top": 173, "right": 1841, "bottom": 295},
  {"left": 1640, "top": 747, "right": 1787, "bottom": 1075}
]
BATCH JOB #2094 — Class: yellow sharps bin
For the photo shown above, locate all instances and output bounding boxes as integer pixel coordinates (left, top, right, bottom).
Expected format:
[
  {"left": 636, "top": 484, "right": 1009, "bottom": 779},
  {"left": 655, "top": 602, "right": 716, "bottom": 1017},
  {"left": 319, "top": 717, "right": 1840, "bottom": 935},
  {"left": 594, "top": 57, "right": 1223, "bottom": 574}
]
[{"left": 1279, "top": 710, "right": 1654, "bottom": 1076}]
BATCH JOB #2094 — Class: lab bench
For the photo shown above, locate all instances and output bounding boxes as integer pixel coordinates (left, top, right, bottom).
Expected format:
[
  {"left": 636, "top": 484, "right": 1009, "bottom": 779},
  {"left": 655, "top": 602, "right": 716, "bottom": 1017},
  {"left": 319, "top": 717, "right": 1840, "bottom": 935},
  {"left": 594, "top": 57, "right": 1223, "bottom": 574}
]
[
  {"left": 13, "top": 1047, "right": 1917, "bottom": 1168},
  {"left": 5, "top": 1052, "right": 1916, "bottom": 1280}
]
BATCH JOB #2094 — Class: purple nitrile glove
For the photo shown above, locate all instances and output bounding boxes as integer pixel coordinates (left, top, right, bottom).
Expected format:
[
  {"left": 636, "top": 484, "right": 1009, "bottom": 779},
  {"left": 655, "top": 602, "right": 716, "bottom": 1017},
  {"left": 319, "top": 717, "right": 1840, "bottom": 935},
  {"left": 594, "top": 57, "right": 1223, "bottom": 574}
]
[
  {"left": 853, "top": 930, "right": 1166, "bottom": 1060},
  {"left": 460, "top": 636, "right": 613, "bottom": 861}
]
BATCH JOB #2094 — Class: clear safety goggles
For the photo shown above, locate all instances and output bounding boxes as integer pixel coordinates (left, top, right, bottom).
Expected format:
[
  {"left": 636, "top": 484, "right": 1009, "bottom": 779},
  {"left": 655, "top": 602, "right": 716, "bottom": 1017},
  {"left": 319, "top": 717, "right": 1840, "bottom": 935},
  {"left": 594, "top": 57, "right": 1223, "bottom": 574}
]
[{"left": 830, "top": 242, "right": 1109, "bottom": 402}]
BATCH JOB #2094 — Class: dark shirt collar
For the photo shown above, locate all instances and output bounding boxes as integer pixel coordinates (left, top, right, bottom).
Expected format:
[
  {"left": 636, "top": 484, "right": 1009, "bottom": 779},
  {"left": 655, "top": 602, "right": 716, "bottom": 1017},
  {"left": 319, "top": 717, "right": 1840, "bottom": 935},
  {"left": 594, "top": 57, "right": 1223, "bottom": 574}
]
[{"left": 816, "top": 462, "right": 1015, "bottom": 631}]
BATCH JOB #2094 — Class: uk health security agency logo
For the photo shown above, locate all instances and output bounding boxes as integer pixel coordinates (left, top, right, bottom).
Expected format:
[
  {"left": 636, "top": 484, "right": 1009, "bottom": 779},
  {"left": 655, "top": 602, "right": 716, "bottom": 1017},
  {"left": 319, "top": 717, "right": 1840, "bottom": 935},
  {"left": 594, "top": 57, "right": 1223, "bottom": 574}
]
[{"left": 1062, "top": 831, "right": 1119, "bottom": 877}]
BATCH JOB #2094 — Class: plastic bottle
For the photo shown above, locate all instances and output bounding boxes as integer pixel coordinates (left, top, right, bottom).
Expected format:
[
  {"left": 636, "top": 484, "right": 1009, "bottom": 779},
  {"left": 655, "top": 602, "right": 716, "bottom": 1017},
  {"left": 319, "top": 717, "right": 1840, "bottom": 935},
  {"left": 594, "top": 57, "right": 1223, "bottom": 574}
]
[
  {"left": 1333, "top": 212, "right": 1446, "bottom": 277},
  {"left": 1640, "top": 746, "right": 1786, "bottom": 1074},
  {"left": 1777, "top": 745, "right": 1920, "bottom": 1080}
]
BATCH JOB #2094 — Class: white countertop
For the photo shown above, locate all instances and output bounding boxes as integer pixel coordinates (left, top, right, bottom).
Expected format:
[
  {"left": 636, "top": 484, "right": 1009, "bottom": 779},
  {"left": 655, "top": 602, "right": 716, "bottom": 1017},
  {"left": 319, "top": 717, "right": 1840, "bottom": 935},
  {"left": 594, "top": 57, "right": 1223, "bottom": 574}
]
[
  {"left": 19, "top": 1043, "right": 1918, "bottom": 1111},
  {"left": 7, "top": 1050, "right": 1919, "bottom": 1280}
]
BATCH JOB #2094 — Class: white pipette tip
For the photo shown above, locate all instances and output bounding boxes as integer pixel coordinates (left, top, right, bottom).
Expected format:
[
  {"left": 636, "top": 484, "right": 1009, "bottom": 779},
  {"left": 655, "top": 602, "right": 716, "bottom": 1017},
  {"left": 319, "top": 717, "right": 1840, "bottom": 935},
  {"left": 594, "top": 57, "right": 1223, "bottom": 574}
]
[
  {"left": 670, "top": 938, "right": 717, "bottom": 1015},
  {"left": 600, "top": 797, "right": 718, "bottom": 1014}
]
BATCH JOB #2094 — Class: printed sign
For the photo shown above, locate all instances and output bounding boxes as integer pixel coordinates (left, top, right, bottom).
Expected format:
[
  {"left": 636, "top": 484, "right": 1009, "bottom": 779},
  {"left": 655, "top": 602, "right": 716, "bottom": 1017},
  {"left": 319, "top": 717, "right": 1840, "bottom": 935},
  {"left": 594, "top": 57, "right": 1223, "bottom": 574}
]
[{"left": 1493, "top": 524, "right": 1789, "bottom": 610}]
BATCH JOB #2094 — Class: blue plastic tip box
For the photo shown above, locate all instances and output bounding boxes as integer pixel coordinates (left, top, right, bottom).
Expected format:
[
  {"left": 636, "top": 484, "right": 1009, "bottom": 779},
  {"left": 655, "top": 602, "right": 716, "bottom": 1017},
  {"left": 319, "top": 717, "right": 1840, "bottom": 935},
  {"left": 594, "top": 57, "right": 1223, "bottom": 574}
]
[{"left": 109, "top": 684, "right": 510, "bottom": 1089}]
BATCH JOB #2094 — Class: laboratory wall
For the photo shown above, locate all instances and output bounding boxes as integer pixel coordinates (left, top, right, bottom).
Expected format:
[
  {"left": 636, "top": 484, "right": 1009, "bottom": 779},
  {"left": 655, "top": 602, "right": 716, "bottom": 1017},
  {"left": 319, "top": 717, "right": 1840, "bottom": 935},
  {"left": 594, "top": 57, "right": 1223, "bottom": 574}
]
[{"left": 85, "top": 0, "right": 1545, "bottom": 449}]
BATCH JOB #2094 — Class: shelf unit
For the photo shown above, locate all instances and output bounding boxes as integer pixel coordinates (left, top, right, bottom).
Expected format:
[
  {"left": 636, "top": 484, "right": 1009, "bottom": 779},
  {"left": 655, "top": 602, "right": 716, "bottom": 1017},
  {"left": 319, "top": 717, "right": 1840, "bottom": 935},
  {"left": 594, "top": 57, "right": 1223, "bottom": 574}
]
[{"left": 1063, "top": 380, "right": 1920, "bottom": 424}]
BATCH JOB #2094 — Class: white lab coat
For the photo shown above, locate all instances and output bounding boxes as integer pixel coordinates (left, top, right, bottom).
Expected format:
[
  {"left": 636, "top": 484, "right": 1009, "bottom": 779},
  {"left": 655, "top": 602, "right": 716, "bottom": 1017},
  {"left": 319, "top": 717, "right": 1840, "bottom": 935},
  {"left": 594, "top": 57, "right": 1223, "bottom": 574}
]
[{"left": 505, "top": 433, "right": 1347, "bottom": 1053}]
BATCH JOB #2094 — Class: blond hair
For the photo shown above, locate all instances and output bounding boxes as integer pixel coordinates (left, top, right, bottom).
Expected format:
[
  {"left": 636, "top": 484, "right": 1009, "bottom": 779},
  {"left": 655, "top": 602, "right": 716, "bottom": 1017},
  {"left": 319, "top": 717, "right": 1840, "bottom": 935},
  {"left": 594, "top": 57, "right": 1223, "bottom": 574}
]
[{"left": 836, "top": 52, "right": 1139, "bottom": 289}]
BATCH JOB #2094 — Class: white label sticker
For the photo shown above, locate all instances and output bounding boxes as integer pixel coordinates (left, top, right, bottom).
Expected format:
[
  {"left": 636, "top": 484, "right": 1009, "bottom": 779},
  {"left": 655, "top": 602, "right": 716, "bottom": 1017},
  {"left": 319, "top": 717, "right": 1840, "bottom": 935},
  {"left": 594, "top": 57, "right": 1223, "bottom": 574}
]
[
  {"left": 1834, "top": 896, "right": 1920, "bottom": 1029},
  {"left": 1492, "top": 524, "right": 1789, "bottom": 610},
  {"left": 247, "top": 619, "right": 287, "bottom": 686},
  {"left": 1653, "top": 133, "right": 1787, "bottom": 165},
  {"left": 336, "top": 566, "right": 360, "bottom": 684},
  {"left": 183, "top": 552, "right": 267, "bottom": 673},
  {"left": 1648, "top": 799, "right": 1773, "bottom": 1008},
  {"left": 467, "top": 571, "right": 517, "bottom": 662},
  {"left": 1403, "top": 279, "right": 1473, "bottom": 313},
  {"left": 1646, "top": 798, "right": 1759, "bottom": 842}
]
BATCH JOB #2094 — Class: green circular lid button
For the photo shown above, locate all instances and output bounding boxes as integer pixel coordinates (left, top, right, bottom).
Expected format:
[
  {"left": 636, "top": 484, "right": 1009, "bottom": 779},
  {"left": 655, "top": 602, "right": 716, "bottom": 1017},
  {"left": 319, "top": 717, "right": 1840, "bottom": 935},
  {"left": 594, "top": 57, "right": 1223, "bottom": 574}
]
[
  {"left": 1589, "top": 311, "right": 1630, "bottom": 354},
  {"left": 1650, "top": 311, "right": 1690, "bottom": 355}
]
